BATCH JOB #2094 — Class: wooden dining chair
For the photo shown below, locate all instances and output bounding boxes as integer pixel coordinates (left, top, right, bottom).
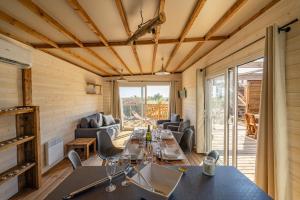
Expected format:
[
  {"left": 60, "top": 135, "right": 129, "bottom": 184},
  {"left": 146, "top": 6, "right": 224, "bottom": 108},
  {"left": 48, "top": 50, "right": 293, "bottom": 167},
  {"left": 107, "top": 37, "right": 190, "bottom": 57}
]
[
  {"left": 67, "top": 150, "right": 82, "bottom": 170},
  {"left": 244, "top": 113, "right": 257, "bottom": 138}
]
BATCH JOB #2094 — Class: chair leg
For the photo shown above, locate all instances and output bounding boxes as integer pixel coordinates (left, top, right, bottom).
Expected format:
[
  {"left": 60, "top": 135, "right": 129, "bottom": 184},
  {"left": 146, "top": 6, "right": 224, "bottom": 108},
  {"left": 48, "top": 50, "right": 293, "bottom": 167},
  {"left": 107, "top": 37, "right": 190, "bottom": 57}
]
[{"left": 102, "top": 159, "right": 107, "bottom": 166}]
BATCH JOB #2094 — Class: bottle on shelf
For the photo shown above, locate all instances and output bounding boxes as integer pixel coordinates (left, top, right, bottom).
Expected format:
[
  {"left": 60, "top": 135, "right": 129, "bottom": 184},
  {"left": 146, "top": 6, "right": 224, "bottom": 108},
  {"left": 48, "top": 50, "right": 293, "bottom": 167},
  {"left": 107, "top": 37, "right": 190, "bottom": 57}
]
[{"left": 146, "top": 124, "right": 152, "bottom": 143}]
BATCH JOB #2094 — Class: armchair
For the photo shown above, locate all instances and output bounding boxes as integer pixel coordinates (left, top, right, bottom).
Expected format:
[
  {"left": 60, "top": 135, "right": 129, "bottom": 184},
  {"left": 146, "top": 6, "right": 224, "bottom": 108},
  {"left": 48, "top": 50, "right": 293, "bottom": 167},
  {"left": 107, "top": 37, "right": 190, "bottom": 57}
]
[
  {"left": 156, "top": 113, "right": 182, "bottom": 129},
  {"left": 168, "top": 120, "right": 190, "bottom": 143}
]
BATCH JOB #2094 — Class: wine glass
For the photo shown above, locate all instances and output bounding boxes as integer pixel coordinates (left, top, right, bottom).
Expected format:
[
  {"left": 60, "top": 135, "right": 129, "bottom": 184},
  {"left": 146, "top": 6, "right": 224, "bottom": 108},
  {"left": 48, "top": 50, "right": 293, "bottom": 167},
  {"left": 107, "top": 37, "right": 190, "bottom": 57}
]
[
  {"left": 119, "top": 154, "right": 130, "bottom": 186},
  {"left": 105, "top": 157, "right": 117, "bottom": 192}
]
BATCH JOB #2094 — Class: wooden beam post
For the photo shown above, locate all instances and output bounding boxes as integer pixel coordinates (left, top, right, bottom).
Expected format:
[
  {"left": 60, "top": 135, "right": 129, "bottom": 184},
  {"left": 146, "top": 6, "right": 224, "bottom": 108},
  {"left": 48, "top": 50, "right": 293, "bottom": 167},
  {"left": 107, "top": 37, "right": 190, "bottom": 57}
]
[{"left": 22, "top": 68, "right": 32, "bottom": 106}]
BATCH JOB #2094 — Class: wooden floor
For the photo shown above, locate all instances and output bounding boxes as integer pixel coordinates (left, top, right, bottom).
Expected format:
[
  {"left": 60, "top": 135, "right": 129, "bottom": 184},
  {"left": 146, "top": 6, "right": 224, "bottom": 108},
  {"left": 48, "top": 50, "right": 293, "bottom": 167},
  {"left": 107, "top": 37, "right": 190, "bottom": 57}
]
[{"left": 12, "top": 131, "right": 204, "bottom": 200}]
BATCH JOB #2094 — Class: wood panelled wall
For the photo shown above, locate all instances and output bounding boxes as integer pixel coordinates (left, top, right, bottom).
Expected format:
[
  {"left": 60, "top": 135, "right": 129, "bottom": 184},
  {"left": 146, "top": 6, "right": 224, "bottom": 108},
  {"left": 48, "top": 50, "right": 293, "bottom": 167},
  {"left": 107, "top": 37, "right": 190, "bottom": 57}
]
[
  {"left": 286, "top": 21, "right": 300, "bottom": 199},
  {"left": 0, "top": 42, "right": 103, "bottom": 199}
]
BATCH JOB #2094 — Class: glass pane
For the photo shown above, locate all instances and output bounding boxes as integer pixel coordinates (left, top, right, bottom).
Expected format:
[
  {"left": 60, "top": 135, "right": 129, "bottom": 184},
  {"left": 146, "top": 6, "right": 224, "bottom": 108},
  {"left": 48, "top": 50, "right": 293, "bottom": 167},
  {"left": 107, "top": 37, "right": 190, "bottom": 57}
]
[
  {"left": 146, "top": 85, "right": 170, "bottom": 122},
  {"left": 227, "top": 69, "right": 235, "bottom": 166},
  {"left": 207, "top": 75, "right": 225, "bottom": 165},
  {"left": 119, "top": 87, "right": 145, "bottom": 130},
  {"left": 237, "top": 58, "right": 263, "bottom": 182}
]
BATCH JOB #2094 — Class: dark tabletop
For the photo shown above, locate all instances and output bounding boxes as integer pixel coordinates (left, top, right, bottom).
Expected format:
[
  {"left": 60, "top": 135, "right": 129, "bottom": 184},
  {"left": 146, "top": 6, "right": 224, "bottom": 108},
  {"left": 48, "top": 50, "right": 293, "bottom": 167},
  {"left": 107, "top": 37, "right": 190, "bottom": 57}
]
[{"left": 45, "top": 166, "right": 272, "bottom": 200}]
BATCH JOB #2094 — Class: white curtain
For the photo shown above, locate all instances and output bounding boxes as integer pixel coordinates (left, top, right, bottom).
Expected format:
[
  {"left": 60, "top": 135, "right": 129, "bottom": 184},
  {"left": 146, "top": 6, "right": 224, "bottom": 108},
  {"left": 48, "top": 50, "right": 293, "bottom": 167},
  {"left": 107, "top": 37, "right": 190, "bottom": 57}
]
[
  {"left": 169, "top": 81, "right": 182, "bottom": 116},
  {"left": 196, "top": 69, "right": 206, "bottom": 153},
  {"left": 255, "top": 25, "right": 290, "bottom": 200}
]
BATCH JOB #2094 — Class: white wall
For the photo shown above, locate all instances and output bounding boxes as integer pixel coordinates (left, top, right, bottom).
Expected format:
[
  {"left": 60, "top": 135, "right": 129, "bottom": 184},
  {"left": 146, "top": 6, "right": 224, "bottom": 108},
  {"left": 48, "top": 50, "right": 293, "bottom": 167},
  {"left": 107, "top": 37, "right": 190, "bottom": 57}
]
[{"left": 0, "top": 38, "right": 103, "bottom": 199}]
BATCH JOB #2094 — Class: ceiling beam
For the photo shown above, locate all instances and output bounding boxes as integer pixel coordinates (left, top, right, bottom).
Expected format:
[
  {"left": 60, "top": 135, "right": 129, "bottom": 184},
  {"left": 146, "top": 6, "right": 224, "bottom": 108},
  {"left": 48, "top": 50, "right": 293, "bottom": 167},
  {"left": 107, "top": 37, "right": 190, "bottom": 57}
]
[
  {"left": 67, "top": 0, "right": 133, "bottom": 75},
  {"left": 164, "top": 0, "right": 207, "bottom": 70},
  {"left": 180, "top": 0, "right": 280, "bottom": 72},
  {"left": 115, "top": 0, "right": 143, "bottom": 74},
  {"left": 152, "top": 0, "right": 165, "bottom": 74},
  {"left": 0, "top": 9, "right": 110, "bottom": 76},
  {"left": 172, "top": 0, "right": 247, "bottom": 72},
  {"left": 32, "top": 35, "right": 228, "bottom": 48},
  {"left": 18, "top": 0, "right": 120, "bottom": 75},
  {"left": 0, "top": 24, "right": 103, "bottom": 76}
]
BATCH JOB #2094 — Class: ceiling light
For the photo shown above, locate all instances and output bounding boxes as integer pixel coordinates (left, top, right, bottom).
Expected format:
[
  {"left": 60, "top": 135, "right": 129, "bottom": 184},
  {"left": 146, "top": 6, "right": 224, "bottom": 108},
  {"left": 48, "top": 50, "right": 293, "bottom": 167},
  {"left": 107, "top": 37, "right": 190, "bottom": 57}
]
[{"left": 155, "top": 57, "right": 170, "bottom": 76}]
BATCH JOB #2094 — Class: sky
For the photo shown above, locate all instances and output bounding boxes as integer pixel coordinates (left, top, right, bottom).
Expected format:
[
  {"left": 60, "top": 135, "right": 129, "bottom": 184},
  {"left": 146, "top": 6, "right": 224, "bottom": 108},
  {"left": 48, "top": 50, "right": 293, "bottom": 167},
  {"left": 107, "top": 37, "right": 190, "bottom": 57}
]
[{"left": 119, "top": 85, "right": 170, "bottom": 98}]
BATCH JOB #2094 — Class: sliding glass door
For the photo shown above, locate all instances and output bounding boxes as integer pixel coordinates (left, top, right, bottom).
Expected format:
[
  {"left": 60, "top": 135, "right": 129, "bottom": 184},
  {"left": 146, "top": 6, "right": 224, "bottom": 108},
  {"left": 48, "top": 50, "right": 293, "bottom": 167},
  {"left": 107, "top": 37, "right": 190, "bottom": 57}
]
[
  {"left": 119, "top": 83, "right": 170, "bottom": 130},
  {"left": 206, "top": 75, "right": 226, "bottom": 165},
  {"left": 119, "top": 86, "right": 145, "bottom": 130}
]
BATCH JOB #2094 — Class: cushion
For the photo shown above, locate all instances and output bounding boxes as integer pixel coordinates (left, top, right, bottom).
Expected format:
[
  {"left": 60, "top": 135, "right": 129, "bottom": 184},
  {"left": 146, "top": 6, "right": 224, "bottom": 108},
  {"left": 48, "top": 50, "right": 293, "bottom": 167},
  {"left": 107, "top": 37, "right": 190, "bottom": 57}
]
[
  {"left": 80, "top": 118, "right": 89, "bottom": 128},
  {"left": 170, "top": 113, "right": 180, "bottom": 122},
  {"left": 103, "top": 115, "right": 116, "bottom": 126},
  {"left": 90, "top": 118, "right": 101, "bottom": 128},
  {"left": 96, "top": 113, "right": 103, "bottom": 127}
]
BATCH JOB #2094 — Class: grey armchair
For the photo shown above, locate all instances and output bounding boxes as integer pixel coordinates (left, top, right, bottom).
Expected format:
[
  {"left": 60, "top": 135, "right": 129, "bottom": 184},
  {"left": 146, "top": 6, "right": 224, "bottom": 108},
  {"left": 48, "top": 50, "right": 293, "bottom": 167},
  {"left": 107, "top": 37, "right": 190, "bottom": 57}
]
[
  {"left": 168, "top": 120, "right": 190, "bottom": 143},
  {"left": 156, "top": 113, "right": 182, "bottom": 129}
]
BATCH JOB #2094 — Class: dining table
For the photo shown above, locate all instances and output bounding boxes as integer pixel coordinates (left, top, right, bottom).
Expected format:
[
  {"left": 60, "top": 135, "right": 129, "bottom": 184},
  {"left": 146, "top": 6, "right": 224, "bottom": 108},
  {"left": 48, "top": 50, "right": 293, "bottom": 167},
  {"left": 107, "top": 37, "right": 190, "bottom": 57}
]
[
  {"left": 45, "top": 165, "right": 272, "bottom": 200},
  {"left": 122, "top": 128, "right": 190, "bottom": 166}
]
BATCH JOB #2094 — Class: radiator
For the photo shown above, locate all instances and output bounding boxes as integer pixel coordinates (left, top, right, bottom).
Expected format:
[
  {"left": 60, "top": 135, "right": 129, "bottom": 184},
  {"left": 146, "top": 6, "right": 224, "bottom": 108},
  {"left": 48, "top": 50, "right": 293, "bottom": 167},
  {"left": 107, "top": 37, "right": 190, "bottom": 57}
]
[{"left": 45, "top": 137, "right": 64, "bottom": 166}]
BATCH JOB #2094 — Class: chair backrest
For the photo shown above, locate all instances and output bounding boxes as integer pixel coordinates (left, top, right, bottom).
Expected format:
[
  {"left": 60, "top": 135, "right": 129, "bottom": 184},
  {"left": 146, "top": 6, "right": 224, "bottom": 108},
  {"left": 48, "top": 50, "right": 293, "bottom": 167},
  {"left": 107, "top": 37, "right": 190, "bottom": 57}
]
[
  {"left": 96, "top": 131, "right": 114, "bottom": 159},
  {"left": 207, "top": 150, "right": 220, "bottom": 162},
  {"left": 179, "top": 127, "right": 194, "bottom": 152},
  {"left": 178, "top": 120, "right": 190, "bottom": 132},
  {"left": 67, "top": 150, "right": 82, "bottom": 170}
]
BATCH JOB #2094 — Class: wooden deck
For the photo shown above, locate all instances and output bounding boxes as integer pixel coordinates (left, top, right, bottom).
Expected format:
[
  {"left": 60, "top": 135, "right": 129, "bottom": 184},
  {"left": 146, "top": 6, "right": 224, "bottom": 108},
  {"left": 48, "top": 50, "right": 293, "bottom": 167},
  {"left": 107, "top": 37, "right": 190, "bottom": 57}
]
[{"left": 211, "top": 124, "right": 256, "bottom": 182}]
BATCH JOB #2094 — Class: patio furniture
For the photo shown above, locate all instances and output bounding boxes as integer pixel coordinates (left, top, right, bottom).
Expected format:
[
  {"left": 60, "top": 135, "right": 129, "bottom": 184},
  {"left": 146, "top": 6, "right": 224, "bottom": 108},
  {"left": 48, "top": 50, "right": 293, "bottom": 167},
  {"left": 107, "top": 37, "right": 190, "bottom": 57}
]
[
  {"left": 245, "top": 113, "right": 257, "bottom": 139},
  {"left": 167, "top": 120, "right": 191, "bottom": 143},
  {"left": 156, "top": 113, "right": 182, "bottom": 129},
  {"left": 66, "top": 138, "right": 97, "bottom": 160},
  {"left": 75, "top": 113, "right": 120, "bottom": 140},
  {"left": 96, "top": 131, "right": 122, "bottom": 166},
  {"left": 46, "top": 166, "right": 271, "bottom": 200},
  {"left": 67, "top": 150, "right": 82, "bottom": 170},
  {"left": 179, "top": 127, "right": 194, "bottom": 152}
]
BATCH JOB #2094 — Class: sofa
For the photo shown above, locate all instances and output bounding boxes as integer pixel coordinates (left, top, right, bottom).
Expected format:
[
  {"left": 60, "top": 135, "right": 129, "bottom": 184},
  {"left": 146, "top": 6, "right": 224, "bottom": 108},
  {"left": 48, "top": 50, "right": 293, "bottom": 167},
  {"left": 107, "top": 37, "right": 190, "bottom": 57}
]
[
  {"left": 156, "top": 113, "right": 182, "bottom": 129},
  {"left": 75, "top": 113, "right": 120, "bottom": 140}
]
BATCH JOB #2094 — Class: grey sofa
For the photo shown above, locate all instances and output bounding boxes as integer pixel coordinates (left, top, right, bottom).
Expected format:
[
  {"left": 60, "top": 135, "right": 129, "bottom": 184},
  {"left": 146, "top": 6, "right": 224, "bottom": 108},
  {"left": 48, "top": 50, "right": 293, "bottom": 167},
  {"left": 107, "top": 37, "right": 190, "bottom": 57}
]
[{"left": 75, "top": 113, "right": 120, "bottom": 140}]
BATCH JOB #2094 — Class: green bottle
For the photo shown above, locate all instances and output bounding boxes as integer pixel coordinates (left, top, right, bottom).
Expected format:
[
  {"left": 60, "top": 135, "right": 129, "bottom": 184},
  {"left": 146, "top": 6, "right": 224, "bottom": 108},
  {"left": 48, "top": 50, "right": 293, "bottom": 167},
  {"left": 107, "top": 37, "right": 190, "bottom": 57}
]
[{"left": 146, "top": 125, "right": 152, "bottom": 142}]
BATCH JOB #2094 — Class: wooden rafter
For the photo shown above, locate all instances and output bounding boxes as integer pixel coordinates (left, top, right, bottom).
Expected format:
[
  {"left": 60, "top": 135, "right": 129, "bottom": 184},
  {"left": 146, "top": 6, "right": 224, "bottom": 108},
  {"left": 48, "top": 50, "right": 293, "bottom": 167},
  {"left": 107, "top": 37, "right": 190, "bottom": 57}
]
[
  {"left": 0, "top": 10, "right": 110, "bottom": 76},
  {"left": 152, "top": 0, "right": 165, "bottom": 74},
  {"left": 67, "top": 0, "right": 133, "bottom": 75},
  {"left": 172, "top": 0, "right": 247, "bottom": 72},
  {"left": 164, "top": 0, "right": 207, "bottom": 70},
  {"left": 32, "top": 36, "right": 228, "bottom": 48},
  {"left": 18, "top": 0, "right": 119, "bottom": 75},
  {"left": 0, "top": 25, "right": 103, "bottom": 76},
  {"left": 115, "top": 0, "right": 143, "bottom": 74},
  {"left": 181, "top": 0, "right": 280, "bottom": 72}
]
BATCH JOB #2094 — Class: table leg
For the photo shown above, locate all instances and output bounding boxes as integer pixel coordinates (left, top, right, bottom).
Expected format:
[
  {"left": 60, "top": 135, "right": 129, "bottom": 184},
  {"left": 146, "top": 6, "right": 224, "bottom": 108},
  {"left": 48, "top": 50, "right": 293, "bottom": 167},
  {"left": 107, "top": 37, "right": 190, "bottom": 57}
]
[
  {"left": 93, "top": 141, "right": 96, "bottom": 154},
  {"left": 85, "top": 145, "right": 89, "bottom": 160}
]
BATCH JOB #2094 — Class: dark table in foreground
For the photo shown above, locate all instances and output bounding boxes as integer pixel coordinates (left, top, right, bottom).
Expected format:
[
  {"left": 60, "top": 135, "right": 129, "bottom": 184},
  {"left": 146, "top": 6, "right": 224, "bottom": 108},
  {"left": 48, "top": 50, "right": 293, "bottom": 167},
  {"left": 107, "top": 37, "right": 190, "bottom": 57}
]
[{"left": 46, "top": 166, "right": 271, "bottom": 200}]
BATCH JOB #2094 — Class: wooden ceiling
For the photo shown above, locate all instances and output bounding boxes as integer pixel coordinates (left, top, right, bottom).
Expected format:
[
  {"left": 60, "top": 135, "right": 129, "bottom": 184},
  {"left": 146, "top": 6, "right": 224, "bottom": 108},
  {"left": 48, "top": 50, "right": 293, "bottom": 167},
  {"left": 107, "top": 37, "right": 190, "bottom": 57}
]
[{"left": 0, "top": 0, "right": 279, "bottom": 76}]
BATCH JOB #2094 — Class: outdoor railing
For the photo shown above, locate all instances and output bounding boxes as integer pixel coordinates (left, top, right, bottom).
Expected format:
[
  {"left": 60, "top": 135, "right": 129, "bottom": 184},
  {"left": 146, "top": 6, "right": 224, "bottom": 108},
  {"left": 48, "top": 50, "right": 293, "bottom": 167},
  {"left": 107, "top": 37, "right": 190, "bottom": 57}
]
[{"left": 145, "top": 103, "right": 169, "bottom": 120}]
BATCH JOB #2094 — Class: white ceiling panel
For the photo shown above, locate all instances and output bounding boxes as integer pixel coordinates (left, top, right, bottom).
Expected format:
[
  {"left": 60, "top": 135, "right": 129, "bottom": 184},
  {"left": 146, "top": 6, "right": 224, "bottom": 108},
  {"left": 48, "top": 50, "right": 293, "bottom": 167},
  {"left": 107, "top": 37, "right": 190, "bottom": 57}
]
[
  {"left": 160, "top": 0, "right": 197, "bottom": 39},
  {"left": 214, "top": 0, "right": 273, "bottom": 36},
  {"left": 34, "top": 0, "right": 99, "bottom": 42},
  {"left": 0, "top": 0, "right": 69, "bottom": 43},
  {"left": 134, "top": 45, "right": 153, "bottom": 74},
  {"left": 78, "top": 0, "right": 128, "bottom": 41},
  {"left": 167, "top": 42, "right": 198, "bottom": 71},
  {"left": 113, "top": 46, "right": 141, "bottom": 74},
  {"left": 187, "top": 0, "right": 237, "bottom": 37}
]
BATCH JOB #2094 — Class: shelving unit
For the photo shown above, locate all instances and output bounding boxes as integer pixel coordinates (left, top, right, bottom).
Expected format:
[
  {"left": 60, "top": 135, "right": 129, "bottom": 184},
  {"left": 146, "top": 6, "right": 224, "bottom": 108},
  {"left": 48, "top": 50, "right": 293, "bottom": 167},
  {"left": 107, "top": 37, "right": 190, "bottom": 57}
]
[{"left": 0, "top": 106, "right": 41, "bottom": 192}]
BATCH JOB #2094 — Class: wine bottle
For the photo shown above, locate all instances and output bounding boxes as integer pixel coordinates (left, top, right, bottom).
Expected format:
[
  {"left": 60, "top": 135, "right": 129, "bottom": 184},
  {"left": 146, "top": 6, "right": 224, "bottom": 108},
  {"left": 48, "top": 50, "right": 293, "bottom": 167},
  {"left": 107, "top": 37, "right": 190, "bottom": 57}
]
[{"left": 146, "top": 125, "right": 152, "bottom": 142}]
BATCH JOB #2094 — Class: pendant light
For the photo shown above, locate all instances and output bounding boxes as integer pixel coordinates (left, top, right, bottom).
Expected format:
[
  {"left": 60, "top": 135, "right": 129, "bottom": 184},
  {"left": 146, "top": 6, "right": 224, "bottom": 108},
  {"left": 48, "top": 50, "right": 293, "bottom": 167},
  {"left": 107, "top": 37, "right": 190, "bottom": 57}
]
[{"left": 155, "top": 57, "right": 170, "bottom": 76}]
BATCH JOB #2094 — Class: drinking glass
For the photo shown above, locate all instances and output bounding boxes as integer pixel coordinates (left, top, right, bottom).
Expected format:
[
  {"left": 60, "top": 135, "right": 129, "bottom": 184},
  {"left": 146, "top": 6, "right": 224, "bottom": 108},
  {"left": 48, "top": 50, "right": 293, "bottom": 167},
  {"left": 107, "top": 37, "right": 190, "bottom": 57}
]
[
  {"left": 105, "top": 157, "right": 117, "bottom": 192},
  {"left": 119, "top": 154, "right": 130, "bottom": 186}
]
